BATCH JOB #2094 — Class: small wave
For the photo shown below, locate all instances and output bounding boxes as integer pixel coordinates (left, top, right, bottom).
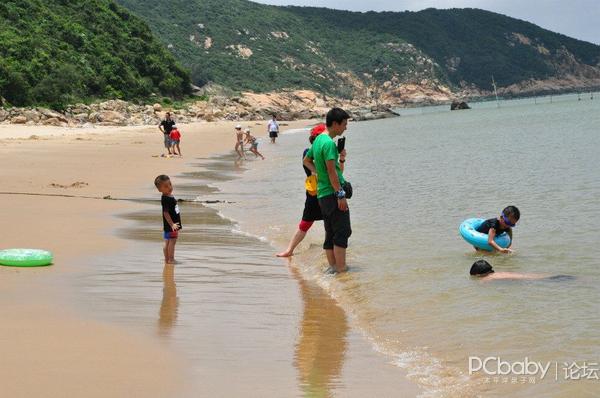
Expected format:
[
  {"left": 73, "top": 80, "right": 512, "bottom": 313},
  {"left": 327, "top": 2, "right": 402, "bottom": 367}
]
[
  {"left": 377, "top": 344, "right": 473, "bottom": 397},
  {"left": 291, "top": 258, "right": 476, "bottom": 397},
  {"left": 282, "top": 127, "right": 311, "bottom": 136},
  {"left": 192, "top": 141, "right": 476, "bottom": 398},
  {"left": 230, "top": 226, "right": 269, "bottom": 242}
]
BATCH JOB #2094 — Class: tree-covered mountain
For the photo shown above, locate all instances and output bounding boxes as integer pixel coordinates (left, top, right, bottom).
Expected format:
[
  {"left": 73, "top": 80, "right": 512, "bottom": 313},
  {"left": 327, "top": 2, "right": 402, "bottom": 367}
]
[
  {"left": 116, "top": 0, "right": 600, "bottom": 98},
  {"left": 0, "top": 0, "right": 191, "bottom": 109}
]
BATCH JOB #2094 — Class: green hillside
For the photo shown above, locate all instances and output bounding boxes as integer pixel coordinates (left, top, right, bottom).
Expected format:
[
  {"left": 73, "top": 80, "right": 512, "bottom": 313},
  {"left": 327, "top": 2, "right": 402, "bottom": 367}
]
[
  {"left": 116, "top": 0, "right": 600, "bottom": 95},
  {"left": 0, "top": 0, "right": 191, "bottom": 109}
]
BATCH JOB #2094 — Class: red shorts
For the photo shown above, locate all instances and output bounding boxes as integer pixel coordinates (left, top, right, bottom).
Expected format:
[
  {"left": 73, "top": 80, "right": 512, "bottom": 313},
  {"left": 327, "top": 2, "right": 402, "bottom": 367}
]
[{"left": 163, "top": 230, "right": 179, "bottom": 240}]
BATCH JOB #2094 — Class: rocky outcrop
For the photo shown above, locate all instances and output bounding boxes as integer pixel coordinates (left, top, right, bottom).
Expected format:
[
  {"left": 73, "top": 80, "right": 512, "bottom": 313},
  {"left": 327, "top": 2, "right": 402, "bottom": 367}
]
[
  {"left": 450, "top": 100, "right": 470, "bottom": 110},
  {"left": 0, "top": 85, "right": 452, "bottom": 128}
]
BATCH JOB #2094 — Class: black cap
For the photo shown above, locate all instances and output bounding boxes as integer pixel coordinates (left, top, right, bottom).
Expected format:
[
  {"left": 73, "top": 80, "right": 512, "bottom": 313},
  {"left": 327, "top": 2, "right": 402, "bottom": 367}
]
[{"left": 470, "top": 260, "right": 494, "bottom": 275}]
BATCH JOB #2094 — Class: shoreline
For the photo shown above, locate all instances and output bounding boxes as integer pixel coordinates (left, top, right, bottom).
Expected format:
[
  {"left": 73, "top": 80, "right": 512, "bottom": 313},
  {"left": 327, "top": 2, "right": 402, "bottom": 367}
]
[
  {"left": 93, "top": 146, "right": 422, "bottom": 397},
  {"left": 2, "top": 87, "right": 599, "bottom": 131},
  {"left": 0, "top": 119, "right": 312, "bottom": 397},
  {"left": 0, "top": 119, "right": 422, "bottom": 396}
]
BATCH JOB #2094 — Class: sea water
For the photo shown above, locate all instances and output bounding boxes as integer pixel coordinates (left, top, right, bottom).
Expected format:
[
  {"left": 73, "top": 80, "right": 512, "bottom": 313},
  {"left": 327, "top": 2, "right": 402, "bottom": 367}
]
[{"left": 208, "top": 94, "right": 600, "bottom": 397}]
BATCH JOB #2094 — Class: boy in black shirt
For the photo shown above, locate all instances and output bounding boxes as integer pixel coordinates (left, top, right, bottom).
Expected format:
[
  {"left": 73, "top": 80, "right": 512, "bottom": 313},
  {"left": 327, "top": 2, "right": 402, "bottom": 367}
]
[
  {"left": 476, "top": 205, "right": 520, "bottom": 253},
  {"left": 154, "top": 175, "right": 182, "bottom": 264}
]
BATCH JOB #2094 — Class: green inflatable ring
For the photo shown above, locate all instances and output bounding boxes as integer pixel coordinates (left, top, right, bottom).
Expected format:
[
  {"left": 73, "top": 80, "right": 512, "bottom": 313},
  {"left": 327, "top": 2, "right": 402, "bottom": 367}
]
[{"left": 0, "top": 248, "right": 54, "bottom": 267}]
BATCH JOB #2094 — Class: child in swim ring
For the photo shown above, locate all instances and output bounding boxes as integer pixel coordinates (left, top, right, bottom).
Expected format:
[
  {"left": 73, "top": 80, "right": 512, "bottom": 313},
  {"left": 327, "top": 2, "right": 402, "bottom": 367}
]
[{"left": 476, "top": 206, "right": 520, "bottom": 253}]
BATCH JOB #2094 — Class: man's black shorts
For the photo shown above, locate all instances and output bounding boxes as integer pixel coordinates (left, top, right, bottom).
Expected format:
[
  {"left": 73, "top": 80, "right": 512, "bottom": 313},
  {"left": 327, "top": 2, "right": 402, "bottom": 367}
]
[
  {"left": 302, "top": 193, "right": 323, "bottom": 222},
  {"left": 269, "top": 131, "right": 278, "bottom": 138},
  {"left": 318, "top": 194, "right": 352, "bottom": 250}
]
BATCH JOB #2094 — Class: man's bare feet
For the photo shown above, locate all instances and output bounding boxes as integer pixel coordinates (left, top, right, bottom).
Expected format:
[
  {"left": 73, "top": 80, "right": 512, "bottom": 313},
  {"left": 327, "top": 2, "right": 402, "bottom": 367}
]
[{"left": 276, "top": 250, "right": 293, "bottom": 257}]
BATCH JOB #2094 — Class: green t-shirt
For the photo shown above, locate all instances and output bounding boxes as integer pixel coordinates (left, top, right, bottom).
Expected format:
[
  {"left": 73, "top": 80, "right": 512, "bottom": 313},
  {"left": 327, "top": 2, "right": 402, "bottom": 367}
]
[{"left": 305, "top": 133, "right": 345, "bottom": 198}]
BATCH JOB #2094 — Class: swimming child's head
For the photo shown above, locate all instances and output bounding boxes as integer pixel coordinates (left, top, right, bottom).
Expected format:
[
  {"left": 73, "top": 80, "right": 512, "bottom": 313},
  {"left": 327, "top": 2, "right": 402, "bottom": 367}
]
[
  {"left": 500, "top": 206, "right": 520, "bottom": 228},
  {"left": 154, "top": 174, "right": 172, "bottom": 195},
  {"left": 470, "top": 260, "right": 494, "bottom": 276}
]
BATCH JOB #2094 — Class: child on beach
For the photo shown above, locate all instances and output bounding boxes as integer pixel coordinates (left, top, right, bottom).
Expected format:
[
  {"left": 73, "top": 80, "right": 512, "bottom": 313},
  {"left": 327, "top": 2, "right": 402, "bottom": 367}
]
[
  {"left": 169, "top": 126, "right": 182, "bottom": 156},
  {"left": 234, "top": 125, "right": 245, "bottom": 159},
  {"left": 244, "top": 128, "right": 265, "bottom": 159},
  {"left": 303, "top": 109, "right": 352, "bottom": 274},
  {"left": 476, "top": 206, "right": 520, "bottom": 253},
  {"left": 155, "top": 175, "right": 182, "bottom": 264},
  {"left": 276, "top": 124, "right": 328, "bottom": 257}
]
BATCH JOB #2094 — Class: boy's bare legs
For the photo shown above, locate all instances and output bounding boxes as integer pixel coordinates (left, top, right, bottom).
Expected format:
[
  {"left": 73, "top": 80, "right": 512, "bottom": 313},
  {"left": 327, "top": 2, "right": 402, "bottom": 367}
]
[
  {"left": 163, "top": 240, "right": 169, "bottom": 263},
  {"left": 165, "top": 239, "right": 177, "bottom": 264},
  {"left": 176, "top": 144, "right": 181, "bottom": 156},
  {"left": 234, "top": 143, "right": 244, "bottom": 159},
  {"left": 276, "top": 229, "right": 306, "bottom": 257}
]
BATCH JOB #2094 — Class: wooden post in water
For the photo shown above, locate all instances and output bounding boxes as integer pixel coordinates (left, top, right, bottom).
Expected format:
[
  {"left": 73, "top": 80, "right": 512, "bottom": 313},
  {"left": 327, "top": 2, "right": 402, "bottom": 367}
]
[{"left": 491, "top": 75, "right": 500, "bottom": 108}]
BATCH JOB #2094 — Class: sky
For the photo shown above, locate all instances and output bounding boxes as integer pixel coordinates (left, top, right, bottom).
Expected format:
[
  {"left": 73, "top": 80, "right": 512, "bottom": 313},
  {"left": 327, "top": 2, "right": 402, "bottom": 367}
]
[{"left": 255, "top": 0, "right": 600, "bottom": 45}]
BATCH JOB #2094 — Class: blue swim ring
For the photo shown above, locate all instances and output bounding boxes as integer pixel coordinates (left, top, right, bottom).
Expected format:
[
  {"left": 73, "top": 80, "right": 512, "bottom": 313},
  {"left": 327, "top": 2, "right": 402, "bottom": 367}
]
[{"left": 459, "top": 218, "right": 511, "bottom": 252}]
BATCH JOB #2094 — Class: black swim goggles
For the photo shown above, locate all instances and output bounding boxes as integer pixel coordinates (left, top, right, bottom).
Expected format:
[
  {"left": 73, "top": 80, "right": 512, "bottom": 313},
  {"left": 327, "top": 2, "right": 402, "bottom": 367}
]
[{"left": 502, "top": 213, "right": 517, "bottom": 227}]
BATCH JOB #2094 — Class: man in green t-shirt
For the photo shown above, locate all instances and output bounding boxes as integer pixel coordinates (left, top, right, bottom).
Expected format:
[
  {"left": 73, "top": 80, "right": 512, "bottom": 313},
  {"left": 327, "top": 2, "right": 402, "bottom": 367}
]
[{"left": 303, "top": 108, "right": 351, "bottom": 273}]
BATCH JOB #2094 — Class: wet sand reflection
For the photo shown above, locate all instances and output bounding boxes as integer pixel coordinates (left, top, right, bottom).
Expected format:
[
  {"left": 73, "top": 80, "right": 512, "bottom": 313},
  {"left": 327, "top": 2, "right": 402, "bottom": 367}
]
[
  {"left": 158, "top": 264, "right": 179, "bottom": 337},
  {"left": 290, "top": 266, "right": 348, "bottom": 397}
]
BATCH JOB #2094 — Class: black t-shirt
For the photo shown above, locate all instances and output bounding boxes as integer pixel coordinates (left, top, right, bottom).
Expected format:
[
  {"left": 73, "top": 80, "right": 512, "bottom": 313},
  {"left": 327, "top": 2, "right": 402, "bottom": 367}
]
[
  {"left": 161, "top": 195, "right": 182, "bottom": 232},
  {"left": 160, "top": 119, "right": 176, "bottom": 135},
  {"left": 476, "top": 218, "right": 509, "bottom": 236}
]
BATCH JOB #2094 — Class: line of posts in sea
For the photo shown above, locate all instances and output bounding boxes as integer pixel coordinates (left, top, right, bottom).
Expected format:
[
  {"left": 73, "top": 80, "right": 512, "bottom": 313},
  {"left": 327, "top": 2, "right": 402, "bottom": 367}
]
[
  {"left": 484, "top": 90, "right": 597, "bottom": 109},
  {"left": 531, "top": 91, "right": 595, "bottom": 105},
  {"left": 404, "top": 90, "right": 598, "bottom": 116}
]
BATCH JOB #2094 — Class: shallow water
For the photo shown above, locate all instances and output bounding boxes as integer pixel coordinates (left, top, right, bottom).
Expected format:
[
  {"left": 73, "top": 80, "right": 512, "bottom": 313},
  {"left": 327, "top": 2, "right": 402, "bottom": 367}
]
[
  {"left": 208, "top": 94, "right": 600, "bottom": 397},
  {"left": 72, "top": 155, "right": 421, "bottom": 397}
]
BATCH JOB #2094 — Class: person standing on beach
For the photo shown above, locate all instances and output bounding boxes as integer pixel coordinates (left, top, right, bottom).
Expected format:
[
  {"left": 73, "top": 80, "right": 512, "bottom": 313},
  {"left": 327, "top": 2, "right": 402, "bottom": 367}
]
[
  {"left": 154, "top": 175, "right": 182, "bottom": 264},
  {"left": 277, "top": 124, "right": 325, "bottom": 257},
  {"left": 234, "top": 124, "right": 245, "bottom": 159},
  {"left": 267, "top": 114, "right": 279, "bottom": 144},
  {"left": 158, "top": 112, "right": 176, "bottom": 156},
  {"left": 169, "top": 125, "right": 182, "bottom": 156},
  {"left": 303, "top": 108, "right": 351, "bottom": 273}
]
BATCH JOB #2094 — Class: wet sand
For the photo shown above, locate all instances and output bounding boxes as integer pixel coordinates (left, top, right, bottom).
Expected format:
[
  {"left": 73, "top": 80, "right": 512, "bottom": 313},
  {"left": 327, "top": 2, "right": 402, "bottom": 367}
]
[{"left": 0, "top": 121, "right": 420, "bottom": 397}]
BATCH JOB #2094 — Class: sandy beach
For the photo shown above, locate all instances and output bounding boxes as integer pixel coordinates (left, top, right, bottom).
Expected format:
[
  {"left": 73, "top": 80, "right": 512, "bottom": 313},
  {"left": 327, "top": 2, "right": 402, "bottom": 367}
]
[{"left": 0, "top": 119, "right": 420, "bottom": 397}]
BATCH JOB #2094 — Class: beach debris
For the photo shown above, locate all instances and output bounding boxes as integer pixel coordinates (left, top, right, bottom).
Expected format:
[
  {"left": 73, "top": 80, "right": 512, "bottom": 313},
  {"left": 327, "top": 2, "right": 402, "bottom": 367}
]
[
  {"left": 177, "top": 198, "right": 234, "bottom": 204},
  {"left": 49, "top": 181, "right": 89, "bottom": 189}
]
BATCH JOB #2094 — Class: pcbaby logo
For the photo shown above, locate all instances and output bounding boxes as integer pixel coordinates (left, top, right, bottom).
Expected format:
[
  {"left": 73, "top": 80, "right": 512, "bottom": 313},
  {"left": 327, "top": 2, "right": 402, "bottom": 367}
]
[{"left": 469, "top": 357, "right": 552, "bottom": 379}]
